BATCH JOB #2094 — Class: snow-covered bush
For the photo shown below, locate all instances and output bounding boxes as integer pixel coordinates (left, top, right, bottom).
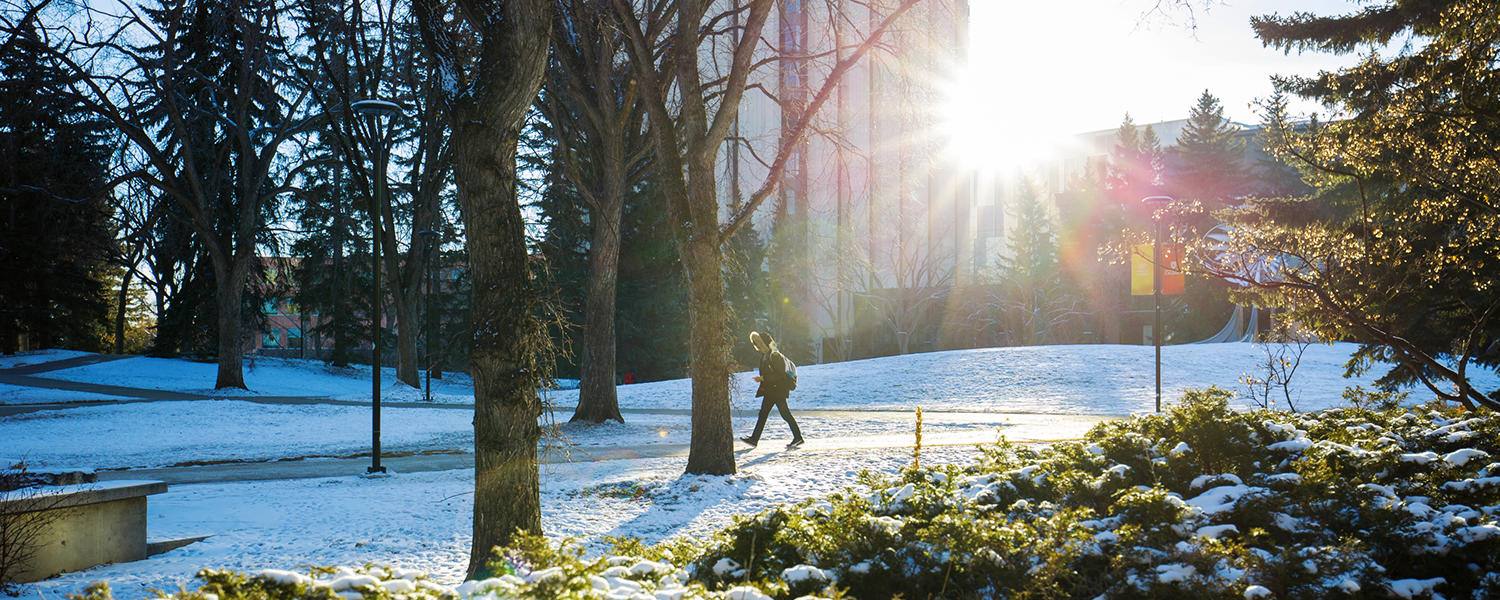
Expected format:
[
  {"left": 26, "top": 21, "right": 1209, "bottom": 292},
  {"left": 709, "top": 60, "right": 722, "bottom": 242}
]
[{"left": 690, "top": 389, "right": 1500, "bottom": 599}]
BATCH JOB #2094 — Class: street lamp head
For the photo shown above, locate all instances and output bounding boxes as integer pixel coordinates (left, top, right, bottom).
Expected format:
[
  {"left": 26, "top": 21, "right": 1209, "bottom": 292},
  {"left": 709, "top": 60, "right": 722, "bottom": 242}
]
[
  {"left": 351, "top": 99, "right": 404, "bottom": 119},
  {"left": 1141, "top": 195, "right": 1173, "bottom": 207}
]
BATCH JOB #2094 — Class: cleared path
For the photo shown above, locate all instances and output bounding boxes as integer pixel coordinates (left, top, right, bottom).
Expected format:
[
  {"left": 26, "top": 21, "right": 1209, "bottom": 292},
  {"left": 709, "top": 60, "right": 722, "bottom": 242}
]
[{"left": 91, "top": 413, "right": 1109, "bottom": 485}]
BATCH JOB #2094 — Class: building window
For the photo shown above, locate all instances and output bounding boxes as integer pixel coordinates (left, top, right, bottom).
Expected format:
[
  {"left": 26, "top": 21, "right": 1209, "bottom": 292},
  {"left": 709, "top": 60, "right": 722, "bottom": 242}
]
[
  {"left": 263, "top": 300, "right": 279, "bottom": 315},
  {"left": 287, "top": 327, "right": 302, "bottom": 349},
  {"left": 263, "top": 329, "right": 280, "bottom": 347}
]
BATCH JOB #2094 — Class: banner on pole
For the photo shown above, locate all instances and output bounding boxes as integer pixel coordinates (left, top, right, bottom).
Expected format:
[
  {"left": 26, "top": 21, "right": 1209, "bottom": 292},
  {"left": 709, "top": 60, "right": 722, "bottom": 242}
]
[{"left": 1130, "top": 243, "right": 1185, "bottom": 296}]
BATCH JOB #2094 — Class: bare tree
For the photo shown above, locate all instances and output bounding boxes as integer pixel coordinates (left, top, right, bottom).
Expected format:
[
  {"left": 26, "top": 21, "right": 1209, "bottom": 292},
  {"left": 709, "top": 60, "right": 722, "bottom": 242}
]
[
  {"left": 862, "top": 227, "right": 955, "bottom": 355},
  {"left": 410, "top": 0, "right": 552, "bottom": 577},
  {"left": 543, "top": 0, "right": 655, "bottom": 423},
  {"left": 1239, "top": 319, "right": 1315, "bottom": 412},
  {"left": 29, "top": 0, "right": 321, "bottom": 388},
  {"left": 612, "top": 0, "right": 925, "bottom": 475},
  {"left": 295, "top": 0, "right": 452, "bottom": 387}
]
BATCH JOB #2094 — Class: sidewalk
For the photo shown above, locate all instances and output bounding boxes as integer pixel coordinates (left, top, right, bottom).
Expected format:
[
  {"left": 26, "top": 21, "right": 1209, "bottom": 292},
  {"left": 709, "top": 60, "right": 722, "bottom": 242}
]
[{"left": 91, "top": 413, "right": 1109, "bottom": 485}]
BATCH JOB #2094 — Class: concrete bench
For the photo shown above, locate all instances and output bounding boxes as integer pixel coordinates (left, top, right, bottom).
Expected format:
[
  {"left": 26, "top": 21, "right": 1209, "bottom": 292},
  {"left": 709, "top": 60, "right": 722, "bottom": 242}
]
[{"left": 0, "top": 480, "right": 167, "bottom": 583}]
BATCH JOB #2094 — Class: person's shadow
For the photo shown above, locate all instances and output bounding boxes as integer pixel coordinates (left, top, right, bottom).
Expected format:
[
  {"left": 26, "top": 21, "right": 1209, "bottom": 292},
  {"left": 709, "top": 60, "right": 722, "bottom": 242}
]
[{"left": 606, "top": 454, "right": 776, "bottom": 540}]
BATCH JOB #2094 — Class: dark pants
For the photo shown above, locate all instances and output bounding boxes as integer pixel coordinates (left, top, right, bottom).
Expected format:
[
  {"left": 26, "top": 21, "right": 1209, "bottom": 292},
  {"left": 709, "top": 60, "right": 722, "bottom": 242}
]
[{"left": 746, "top": 392, "right": 802, "bottom": 442}]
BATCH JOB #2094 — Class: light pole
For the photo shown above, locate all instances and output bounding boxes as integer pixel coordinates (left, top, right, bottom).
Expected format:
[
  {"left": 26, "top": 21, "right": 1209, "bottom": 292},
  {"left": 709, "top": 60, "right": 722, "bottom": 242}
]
[
  {"left": 1142, "top": 195, "right": 1173, "bottom": 413},
  {"left": 353, "top": 98, "right": 402, "bottom": 474},
  {"left": 417, "top": 229, "right": 439, "bottom": 404}
]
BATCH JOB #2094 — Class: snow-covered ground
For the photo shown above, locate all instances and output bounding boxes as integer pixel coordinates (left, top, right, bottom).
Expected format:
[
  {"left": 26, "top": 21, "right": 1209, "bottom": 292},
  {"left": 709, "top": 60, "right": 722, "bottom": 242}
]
[
  {"left": 5, "top": 342, "right": 1498, "bottom": 599},
  {"left": 30, "top": 354, "right": 478, "bottom": 403},
  {"left": 0, "top": 382, "right": 120, "bottom": 403},
  {"left": 26, "top": 342, "right": 1500, "bottom": 413},
  {"left": 1, "top": 400, "right": 1008, "bottom": 471},
  {"left": 23, "top": 446, "right": 977, "bottom": 599},
  {"left": 0, "top": 349, "right": 92, "bottom": 370},
  {"left": 576, "top": 342, "right": 1499, "bottom": 414}
]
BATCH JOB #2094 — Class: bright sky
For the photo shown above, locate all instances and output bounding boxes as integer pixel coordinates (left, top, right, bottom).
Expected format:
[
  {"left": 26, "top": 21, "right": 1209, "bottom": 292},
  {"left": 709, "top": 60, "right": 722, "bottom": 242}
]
[{"left": 943, "top": 0, "right": 1367, "bottom": 168}]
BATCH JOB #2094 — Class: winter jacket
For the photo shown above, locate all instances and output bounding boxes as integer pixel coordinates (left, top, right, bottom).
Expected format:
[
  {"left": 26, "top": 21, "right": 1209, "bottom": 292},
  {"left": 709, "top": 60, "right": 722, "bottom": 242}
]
[{"left": 755, "top": 351, "right": 791, "bottom": 398}]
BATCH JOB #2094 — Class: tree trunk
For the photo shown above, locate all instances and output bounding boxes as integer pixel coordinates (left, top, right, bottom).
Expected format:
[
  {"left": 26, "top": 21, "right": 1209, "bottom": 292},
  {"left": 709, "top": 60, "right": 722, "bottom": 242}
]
[
  {"left": 682, "top": 181, "right": 735, "bottom": 474},
  {"left": 332, "top": 202, "right": 350, "bottom": 367},
  {"left": 455, "top": 105, "right": 542, "bottom": 579},
  {"left": 214, "top": 274, "right": 247, "bottom": 389},
  {"left": 390, "top": 285, "right": 421, "bottom": 387},
  {"left": 114, "top": 265, "right": 135, "bottom": 354},
  {"left": 572, "top": 194, "right": 624, "bottom": 423}
]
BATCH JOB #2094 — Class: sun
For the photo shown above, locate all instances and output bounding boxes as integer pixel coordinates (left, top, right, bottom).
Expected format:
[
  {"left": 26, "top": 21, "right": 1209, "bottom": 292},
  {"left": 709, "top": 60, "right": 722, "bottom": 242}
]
[{"left": 936, "top": 65, "right": 1060, "bottom": 173}]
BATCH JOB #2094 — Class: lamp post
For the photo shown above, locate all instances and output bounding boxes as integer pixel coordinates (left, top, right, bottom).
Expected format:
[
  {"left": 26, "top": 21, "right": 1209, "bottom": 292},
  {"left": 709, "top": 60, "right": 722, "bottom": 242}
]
[
  {"left": 1142, "top": 195, "right": 1173, "bottom": 413},
  {"left": 417, "top": 228, "right": 439, "bottom": 404},
  {"left": 353, "top": 98, "right": 402, "bottom": 474}
]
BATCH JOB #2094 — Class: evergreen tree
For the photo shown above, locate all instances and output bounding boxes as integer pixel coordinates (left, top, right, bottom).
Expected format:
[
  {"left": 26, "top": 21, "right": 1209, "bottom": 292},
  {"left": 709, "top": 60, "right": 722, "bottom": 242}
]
[
  {"left": 290, "top": 163, "right": 372, "bottom": 366},
  {"left": 1054, "top": 160, "right": 1125, "bottom": 343},
  {"left": 0, "top": 23, "right": 116, "bottom": 352},
  {"left": 532, "top": 141, "right": 589, "bottom": 379},
  {"left": 1109, "top": 114, "right": 1163, "bottom": 198},
  {"left": 1250, "top": 91, "right": 1312, "bottom": 199},
  {"left": 1173, "top": 89, "right": 1246, "bottom": 207},
  {"left": 1218, "top": 0, "right": 1500, "bottom": 408},
  {"left": 614, "top": 183, "right": 690, "bottom": 382},
  {"left": 995, "top": 181, "right": 1080, "bottom": 345}
]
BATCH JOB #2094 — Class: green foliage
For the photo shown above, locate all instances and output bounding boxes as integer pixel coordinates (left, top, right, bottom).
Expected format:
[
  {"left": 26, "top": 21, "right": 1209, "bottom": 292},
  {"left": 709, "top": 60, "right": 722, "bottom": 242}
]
[
  {"left": 0, "top": 23, "right": 117, "bottom": 353},
  {"left": 290, "top": 164, "right": 374, "bottom": 367},
  {"left": 1225, "top": 0, "right": 1500, "bottom": 409},
  {"left": 614, "top": 184, "right": 692, "bottom": 383},
  {"left": 1173, "top": 90, "right": 1247, "bottom": 206},
  {"left": 685, "top": 392, "right": 1500, "bottom": 599}
]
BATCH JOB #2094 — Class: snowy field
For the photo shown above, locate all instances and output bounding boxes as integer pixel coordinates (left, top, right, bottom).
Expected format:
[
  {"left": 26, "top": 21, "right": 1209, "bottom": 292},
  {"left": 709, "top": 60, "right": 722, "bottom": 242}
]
[
  {"left": 579, "top": 342, "right": 1500, "bottom": 414},
  {"left": 23, "top": 342, "right": 1500, "bottom": 413},
  {"left": 1, "top": 400, "right": 1010, "bottom": 471},
  {"left": 0, "top": 349, "right": 92, "bottom": 370},
  {"left": 29, "top": 354, "right": 478, "bottom": 404},
  {"left": 4, "top": 342, "right": 1499, "bottom": 599}
]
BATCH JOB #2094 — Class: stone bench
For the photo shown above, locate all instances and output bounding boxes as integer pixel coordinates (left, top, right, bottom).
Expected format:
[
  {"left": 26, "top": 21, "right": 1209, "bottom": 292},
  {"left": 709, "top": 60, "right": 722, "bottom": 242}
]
[{"left": 1, "top": 480, "right": 167, "bottom": 583}]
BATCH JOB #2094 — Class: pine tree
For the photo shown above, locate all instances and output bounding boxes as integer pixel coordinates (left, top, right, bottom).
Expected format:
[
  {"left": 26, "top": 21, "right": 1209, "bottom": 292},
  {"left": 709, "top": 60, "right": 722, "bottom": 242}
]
[
  {"left": 1250, "top": 91, "right": 1311, "bottom": 198},
  {"left": 996, "top": 181, "right": 1079, "bottom": 345},
  {"left": 614, "top": 183, "right": 691, "bottom": 382},
  {"left": 0, "top": 24, "right": 116, "bottom": 352},
  {"left": 724, "top": 195, "right": 771, "bottom": 369},
  {"left": 1173, "top": 89, "right": 1246, "bottom": 207},
  {"left": 290, "top": 163, "right": 373, "bottom": 366},
  {"left": 1219, "top": 0, "right": 1500, "bottom": 409},
  {"left": 1108, "top": 113, "right": 1164, "bottom": 204}
]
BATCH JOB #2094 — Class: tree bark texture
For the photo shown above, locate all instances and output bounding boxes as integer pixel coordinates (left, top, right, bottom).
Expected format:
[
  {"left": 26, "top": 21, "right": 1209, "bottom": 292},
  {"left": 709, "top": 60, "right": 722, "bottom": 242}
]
[
  {"left": 455, "top": 112, "right": 543, "bottom": 577},
  {"left": 212, "top": 263, "right": 247, "bottom": 389},
  {"left": 682, "top": 228, "right": 736, "bottom": 475},
  {"left": 573, "top": 195, "right": 623, "bottom": 422},
  {"left": 412, "top": 0, "right": 551, "bottom": 578},
  {"left": 114, "top": 266, "right": 134, "bottom": 354}
]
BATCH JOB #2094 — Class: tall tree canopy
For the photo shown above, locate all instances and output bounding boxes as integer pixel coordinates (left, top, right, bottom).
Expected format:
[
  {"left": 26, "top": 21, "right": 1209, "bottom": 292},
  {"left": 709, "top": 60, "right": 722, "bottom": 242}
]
[
  {"left": 0, "top": 22, "right": 115, "bottom": 352},
  {"left": 1173, "top": 89, "right": 1246, "bottom": 207},
  {"left": 1213, "top": 0, "right": 1500, "bottom": 408}
]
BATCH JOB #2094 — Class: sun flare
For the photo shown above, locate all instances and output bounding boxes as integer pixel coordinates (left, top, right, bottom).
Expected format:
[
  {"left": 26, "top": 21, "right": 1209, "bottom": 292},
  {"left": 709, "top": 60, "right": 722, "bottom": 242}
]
[{"left": 937, "top": 65, "right": 1061, "bottom": 173}]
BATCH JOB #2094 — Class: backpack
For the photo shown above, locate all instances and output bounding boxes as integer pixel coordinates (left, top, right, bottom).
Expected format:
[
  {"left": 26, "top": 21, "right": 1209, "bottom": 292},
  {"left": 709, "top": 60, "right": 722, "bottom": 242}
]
[{"left": 773, "top": 350, "right": 798, "bottom": 391}]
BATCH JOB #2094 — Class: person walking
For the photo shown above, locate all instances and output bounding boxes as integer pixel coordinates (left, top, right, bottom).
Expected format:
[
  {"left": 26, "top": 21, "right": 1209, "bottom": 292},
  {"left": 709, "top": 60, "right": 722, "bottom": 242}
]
[{"left": 741, "top": 331, "right": 805, "bottom": 448}]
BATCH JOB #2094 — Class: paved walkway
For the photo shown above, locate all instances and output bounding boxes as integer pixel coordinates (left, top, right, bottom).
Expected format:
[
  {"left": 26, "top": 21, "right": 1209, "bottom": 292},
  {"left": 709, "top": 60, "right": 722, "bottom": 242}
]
[
  {"left": 92, "top": 414, "right": 1108, "bottom": 485},
  {"left": 1, "top": 353, "right": 135, "bottom": 375},
  {"left": 7, "top": 354, "right": 1116, "bottom": 486}
]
